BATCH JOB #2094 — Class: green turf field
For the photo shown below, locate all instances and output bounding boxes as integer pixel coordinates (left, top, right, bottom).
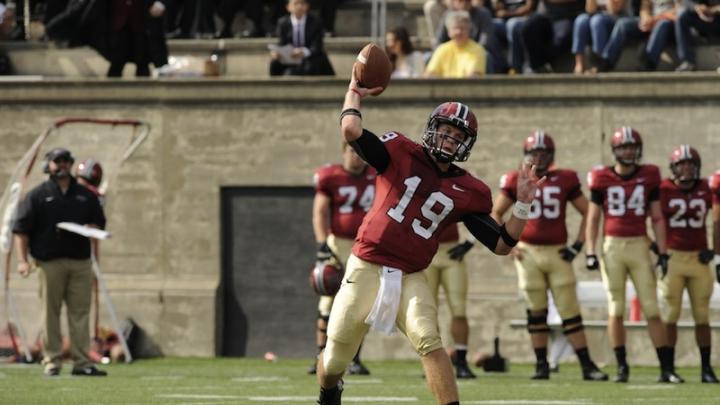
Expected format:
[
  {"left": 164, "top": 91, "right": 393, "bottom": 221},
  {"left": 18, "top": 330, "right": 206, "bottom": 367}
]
[{"left": 1, "top": 357, "right": 718, "bottom": 404}]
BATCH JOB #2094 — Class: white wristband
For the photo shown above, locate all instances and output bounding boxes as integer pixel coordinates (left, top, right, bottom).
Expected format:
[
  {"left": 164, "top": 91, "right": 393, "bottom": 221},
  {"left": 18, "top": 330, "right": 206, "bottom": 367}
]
[{"left": 512, "top": 202, "right": 531, "bottom": 220}]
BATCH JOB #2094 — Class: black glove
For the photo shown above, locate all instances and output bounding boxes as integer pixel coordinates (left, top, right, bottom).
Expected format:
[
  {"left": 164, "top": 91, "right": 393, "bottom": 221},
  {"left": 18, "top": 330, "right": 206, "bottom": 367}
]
[
  {"left": 559, "top": 241, "right": 584, "bottom": 262},
  {"left": 649, "top": 241, "right": 660, "bottom": 256},
  {"left": 316, "top": 242, "right": 333, "bottom": 262},
  {"left": 698, "top": 249, "right": 714, "bottom": 264},
  {"left": 656, "top": 253, "right": 670, "bottom": 279},
  {"left": 448, "top": 240, "right": 474, "bottom": 261},
  {"left": 586, "top": 254, "right": 599, "bottom": 271}
]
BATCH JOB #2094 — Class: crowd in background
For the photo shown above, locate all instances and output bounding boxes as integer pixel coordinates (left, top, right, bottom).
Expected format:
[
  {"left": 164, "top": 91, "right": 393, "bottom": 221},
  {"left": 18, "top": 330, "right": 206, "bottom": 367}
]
[{"left": 1, "top": 0, "right": 719, "bottom": 75}]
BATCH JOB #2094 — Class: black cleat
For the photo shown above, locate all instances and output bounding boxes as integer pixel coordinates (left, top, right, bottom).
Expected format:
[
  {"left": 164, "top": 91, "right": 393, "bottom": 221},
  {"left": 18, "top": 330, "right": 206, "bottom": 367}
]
[
  {"left": 318, "top": 380, "right": 343, "bottom": 405},
  {"left": 531, "top": 361, "right": 550, "bottom": 380},
  {"left": 71, "top": 366, "right": 107, "bottom": 377},
  {"left": 658, "top": 370, "right": 684, "bottom": 384},
  {"left": 43, "top": 366, "right": 60, "bottom": 377},
  {"left": 549, "top": 364, "right": 559, "bottom": 373},
  {"left": 701, "top": 367, "right": 719, "bottom": 383},
  {"left": 582, "top": 362, "right": 608, "bottom": 381},
  {"left": 308, "top": 360, "right": 318, "bottom": 375},
  {"left": 614, "top": 364, "right": 629, "bottom": 383},
  {"left": 347, "top": 360, "right": 370, "bottom": 375},
  {"left": 456, "top": 362, "right": 477, "bottom": 379}
]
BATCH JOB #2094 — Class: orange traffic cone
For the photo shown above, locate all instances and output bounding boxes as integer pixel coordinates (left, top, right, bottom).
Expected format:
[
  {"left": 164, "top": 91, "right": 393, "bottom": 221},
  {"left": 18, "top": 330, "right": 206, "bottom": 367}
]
[{"left": 629, "top": 296, "right": 642, "bottom": 321}]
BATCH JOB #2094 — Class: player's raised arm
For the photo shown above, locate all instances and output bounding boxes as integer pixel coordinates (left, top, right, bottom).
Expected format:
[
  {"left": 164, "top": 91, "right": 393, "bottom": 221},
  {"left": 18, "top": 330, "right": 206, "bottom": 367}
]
[{"left": 340, "top": 64, "right": 384, "bottom": 143}]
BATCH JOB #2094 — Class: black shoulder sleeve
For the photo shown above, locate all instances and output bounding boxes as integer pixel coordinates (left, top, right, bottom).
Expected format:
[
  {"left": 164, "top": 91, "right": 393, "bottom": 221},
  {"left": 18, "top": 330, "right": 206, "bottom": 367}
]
[
  {"left": 590, "top": 189, "right": 604, "bottom": 205},
  {"left": 349, "top": 129, "right": 391, "bottom": 174},
  {"left": 648, "top": 186, "right": 660, "bottom": 202},
  {"left": 462, "top": 213, "right": 501, "bottom": 252}
]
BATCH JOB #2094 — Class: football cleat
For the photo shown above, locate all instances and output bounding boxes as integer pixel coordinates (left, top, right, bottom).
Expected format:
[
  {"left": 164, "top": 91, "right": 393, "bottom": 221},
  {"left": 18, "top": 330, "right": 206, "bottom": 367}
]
[
  {"left": 582, "top": 362, "right": 609, "bottom": 381},
  {"left": 614, "top": 364, "right": 629, "bottom": 383},
  {"left": 701, "top": 367, "right": 719, "bottom": 383},
  {"left": 71, "top": 366, "right": 107, "bottom": 377},
  {"left": 658, "top": 369, "right": 684, "bottom": 384},
  {"left": 347, "top": 360, "right": 370, "bottom": 375},
  {"left": 456, "top": 363, "right": 477, "bottom": 379},
  {"left": 531, "top": 361, "right": 550, "bottom": 380}
]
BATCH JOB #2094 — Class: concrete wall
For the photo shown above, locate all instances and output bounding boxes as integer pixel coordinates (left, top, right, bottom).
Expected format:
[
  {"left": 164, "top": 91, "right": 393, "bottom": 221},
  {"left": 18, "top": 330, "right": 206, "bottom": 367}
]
[{"left": 1, "top": 75, "right": 719, "bottom": 366}]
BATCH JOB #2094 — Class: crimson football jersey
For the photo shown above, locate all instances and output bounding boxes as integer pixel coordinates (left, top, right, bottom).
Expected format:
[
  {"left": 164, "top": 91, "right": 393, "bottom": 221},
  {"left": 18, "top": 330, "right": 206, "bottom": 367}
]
[
  {"left": 710, "top": 170, "right": 720, "bottom": 205},
  {"left": 352, "top": 132, "right": 493, "bottom": 273},
  {"left": 314, "top": 164, "right": 377, "bottom": 240},
  {"left": 587, "top": 164, "right": 661, "bottom": 237},
  {"left": 660, "top": 178, "right": 711, "bottom": 251},
  {"left": 500, "top": 168, "right": 582, "bottom": 245},
  {"left": 438, "top": 223, "right": 460, "bottom": 243}
]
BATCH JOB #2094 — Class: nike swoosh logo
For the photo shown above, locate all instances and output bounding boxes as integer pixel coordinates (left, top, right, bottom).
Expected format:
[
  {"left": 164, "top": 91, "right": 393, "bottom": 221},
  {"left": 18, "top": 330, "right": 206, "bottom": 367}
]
[
  {"left": 452, "top": 184, "right": 465, "bottom": 192},
  {"left": 346, "top": 279, "right": 356, "bottom": 284},
  {"left": 387, "top": 270, "right": 397, "bottom": 274}
]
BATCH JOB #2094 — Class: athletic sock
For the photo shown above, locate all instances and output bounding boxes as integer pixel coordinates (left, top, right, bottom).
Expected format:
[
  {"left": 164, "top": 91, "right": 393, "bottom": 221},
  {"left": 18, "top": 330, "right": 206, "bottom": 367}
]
[
  {"left": 575, "top": 346, "right": 592, "bottom": 368},
  {"left": 614, "top": 346, "right": 627, "bottom": 367},
  {"left": 534, "top": 347, "right": 548, "bottom": 364},
  {"left": 700, "top": 346, "right": 711, "bottom": 369}
]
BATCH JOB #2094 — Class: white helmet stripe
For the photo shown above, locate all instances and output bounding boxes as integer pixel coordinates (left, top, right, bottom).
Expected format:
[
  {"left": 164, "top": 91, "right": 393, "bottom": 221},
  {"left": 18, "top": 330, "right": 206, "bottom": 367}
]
[
  {"left": 681, "top": 144, "right": 690, "bottom": 159},
  {"left": 455, "top": 102, "right": 468, "bottom": 120},
  {"left": 622, "top": 126, "right": 632, "bottom": 143}
]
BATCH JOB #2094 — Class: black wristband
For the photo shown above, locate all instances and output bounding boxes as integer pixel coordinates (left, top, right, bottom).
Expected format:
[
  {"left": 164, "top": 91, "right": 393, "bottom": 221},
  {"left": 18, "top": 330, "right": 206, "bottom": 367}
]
[
  {"left": 500, "top": 224, "right": 518, "bottom": 247},
  {"left": 340, "top": 108, "right": 362, "bottom": 123}
]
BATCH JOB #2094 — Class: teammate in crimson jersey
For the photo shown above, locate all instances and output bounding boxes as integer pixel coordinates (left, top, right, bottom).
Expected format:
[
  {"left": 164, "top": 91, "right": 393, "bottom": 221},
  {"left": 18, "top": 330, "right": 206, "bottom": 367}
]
[
  {"left": 492, "top": 130, "right": 607, "bottom": 382},
  {"left": 585, "top": 127, "right": 683, "bottom": 384},
  {"left": 310, "top": 142, "right": 377, "bottom": 376},
  {"left": 710, "top": 170, "right": 720, "bottom": 285},
  {"left": 424, "top": 223, "right": 478, "bottom": 379},
  {"left": 659, "top": 145, "right": 718, "bottom": 383},
  {"left": 316, "top": 72, "right": 544, "bottom": 405}
]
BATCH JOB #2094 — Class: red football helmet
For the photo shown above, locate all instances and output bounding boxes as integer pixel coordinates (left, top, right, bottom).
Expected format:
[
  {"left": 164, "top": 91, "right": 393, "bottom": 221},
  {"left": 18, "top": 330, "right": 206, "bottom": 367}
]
[
  {"left": 610, "top": 127, "right": 642, "bottom": 165},
  {"left": 523, "top": 130, "right": 555, "bottom": 173},
  {"left": 669, "top": 144, "right": 701, "bottom": 183},
  {"left": 422, "top": 102, "right": 478, "bottom": 163},
  {"left": 309, "top": 261, "right": 343, "bottom": 296},
  {"left": 75, "top": 159, "right": 103, "bottom": 187}
]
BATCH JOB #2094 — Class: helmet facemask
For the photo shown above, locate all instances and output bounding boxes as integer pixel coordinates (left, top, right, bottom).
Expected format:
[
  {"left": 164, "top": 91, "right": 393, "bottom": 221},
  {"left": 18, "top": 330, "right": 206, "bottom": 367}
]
[
  {"left": 612, "top": 144, "right": 642, "bottom": 166},
  {"left": 671, "top": 159, "right": 700, "bottom": 185},
  {"left": 422, "top": 118, "right": 476, "bottom": 163},
  {"left": 523, "top": 149, "right": 554, "bottom": 175}
]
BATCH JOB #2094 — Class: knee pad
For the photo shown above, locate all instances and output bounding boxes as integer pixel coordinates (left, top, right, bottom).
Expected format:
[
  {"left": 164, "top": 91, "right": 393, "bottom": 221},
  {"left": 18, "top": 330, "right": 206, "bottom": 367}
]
[
  {"left": 561, "top": 314, "right": 584, "bottom": 335},
  {"left": 527, "top": 309, "right": 550, "bottom": 334},
  {"left": 323, "top": 339, "right": 356, "bottom": 376}
]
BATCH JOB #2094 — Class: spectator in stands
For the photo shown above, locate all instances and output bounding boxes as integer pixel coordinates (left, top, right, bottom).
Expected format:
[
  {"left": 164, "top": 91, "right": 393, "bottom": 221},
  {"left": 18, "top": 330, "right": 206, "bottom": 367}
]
[
  {"left": 674, "top": 0, "right": 720, "bottom": 71},
  {"left": 493, "top": 0, "right": 536, "bottom": 74},
  {"left": 521, "top": 0, "right": 584, "bottom": 73},
  {"left": 269, "top": 0, "right": 334, "bottom": 76},
  {"left": 107, "top": 0, "right": 169, "bottom": 77},
  {"left": 385, "top": 27, "right": 425, "bottom": 78},
  {"left": 598, "top": 0, "right": 678, "bottom": 71},
  {"left": 425, "top": 0, "right": 451, "bottom": 47},
  {"left": 437, "top": 0, "right": 506, "bottom": 72},
  {"left": 425, "top": 10, "right": 487, "bottom": 77},
  {"left": 572, "top": 0, "right": 632, "bottom": 73}
]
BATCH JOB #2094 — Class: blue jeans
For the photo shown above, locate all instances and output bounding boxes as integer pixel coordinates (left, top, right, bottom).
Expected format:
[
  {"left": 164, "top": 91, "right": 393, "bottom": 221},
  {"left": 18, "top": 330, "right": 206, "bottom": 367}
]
[
  {"left": 494, "top": 16, "right": 528, "bottom": 71},
  {"left": 602, "top": 16, "right": 674, "bottom": 67},
  {"left": 675, "top": 9, "right": 720, "bottom": 63},
  {"left": 572, "top": 12, "right": 616, "bottom": 55}
]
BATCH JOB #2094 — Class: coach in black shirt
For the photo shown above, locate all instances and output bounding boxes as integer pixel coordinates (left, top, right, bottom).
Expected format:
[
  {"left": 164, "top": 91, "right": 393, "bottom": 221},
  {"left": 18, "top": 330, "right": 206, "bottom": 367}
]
[{"left": 12, "top": 148, "right": 107, "bottom": 377}]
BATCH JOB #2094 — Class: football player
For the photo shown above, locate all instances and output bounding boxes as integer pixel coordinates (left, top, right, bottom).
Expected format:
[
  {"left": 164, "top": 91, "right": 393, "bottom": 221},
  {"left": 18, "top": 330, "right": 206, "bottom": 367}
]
[
  {"left": 712, "top": 169, "right": 720, "bottom": 287},
  {"left": 585, "top": 127, "right": 683, "bottom": 383},
  {"left": 424, "top": 224, "right": 477, "bottom": 379},
  {"left": 316, "top": 73, "right": 544, "bottom": 405},
  {"left": 659, "top": 145, "right": 718, "bottom": 383},
  {"left": 492, "top": 130, "right": 607, "bottom": 381},
  {"left": 311, "top": 142, "right": 376, "bottom": 375}
]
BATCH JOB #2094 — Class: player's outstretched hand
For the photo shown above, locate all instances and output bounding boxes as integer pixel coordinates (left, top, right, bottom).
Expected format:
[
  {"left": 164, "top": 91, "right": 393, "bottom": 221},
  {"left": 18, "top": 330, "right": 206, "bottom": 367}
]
[
  {"left": 515, "top": 164, "right": 546, "bottom": 204},
  {"left": 349, "top": 63, "right": 384, "bottom": 98}
]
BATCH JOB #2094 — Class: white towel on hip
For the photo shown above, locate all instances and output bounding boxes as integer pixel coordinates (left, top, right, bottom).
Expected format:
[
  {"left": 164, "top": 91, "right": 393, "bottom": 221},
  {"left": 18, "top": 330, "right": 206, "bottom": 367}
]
[{"left": 364, "top": 267, "right": 403, "bottom": 335}]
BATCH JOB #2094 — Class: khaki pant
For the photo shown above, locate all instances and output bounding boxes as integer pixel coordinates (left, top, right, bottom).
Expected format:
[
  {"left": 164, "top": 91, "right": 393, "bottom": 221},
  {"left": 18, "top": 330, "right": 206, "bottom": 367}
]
[
  {"left": 600, "top": 236, "right": 659, "bottom": 318},
  {"left": 317, "top": 234, "right": 355, "bottom": 317},
  {"left": 514, "top": 242, "right": 580, "bottom": 319},
  {"left": 324, "top": 254, "right": 442, "bottom": 375},
  {"left": 658, "top": 249, "right": 714, "bottom": 324},
  {"left": 425, "top": 241, "right": 468, "bottom": 317},
  {"left": 37, "top": 258, "right": 93, "bottom": 370}
]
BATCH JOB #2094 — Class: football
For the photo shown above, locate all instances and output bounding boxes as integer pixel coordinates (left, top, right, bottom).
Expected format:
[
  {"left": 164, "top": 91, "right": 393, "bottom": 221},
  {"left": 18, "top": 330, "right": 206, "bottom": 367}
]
[
  {"left": 354, "top": 43, "right": 392, "bottom": 95},
  {"left": 309, "top": 261, "right": 343, "bottom": 296}
]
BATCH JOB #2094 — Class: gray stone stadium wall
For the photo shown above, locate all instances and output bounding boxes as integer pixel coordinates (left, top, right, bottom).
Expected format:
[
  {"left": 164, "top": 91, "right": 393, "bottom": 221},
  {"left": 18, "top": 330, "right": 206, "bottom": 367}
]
[{"left": 0, "top": 76, "right": 719, "bottom": 365}]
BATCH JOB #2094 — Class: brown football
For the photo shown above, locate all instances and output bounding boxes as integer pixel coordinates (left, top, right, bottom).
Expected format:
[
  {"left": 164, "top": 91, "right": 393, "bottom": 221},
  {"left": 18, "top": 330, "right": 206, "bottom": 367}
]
[{"left": 354, "top": 43, "right": 392, "bottom": 95}]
